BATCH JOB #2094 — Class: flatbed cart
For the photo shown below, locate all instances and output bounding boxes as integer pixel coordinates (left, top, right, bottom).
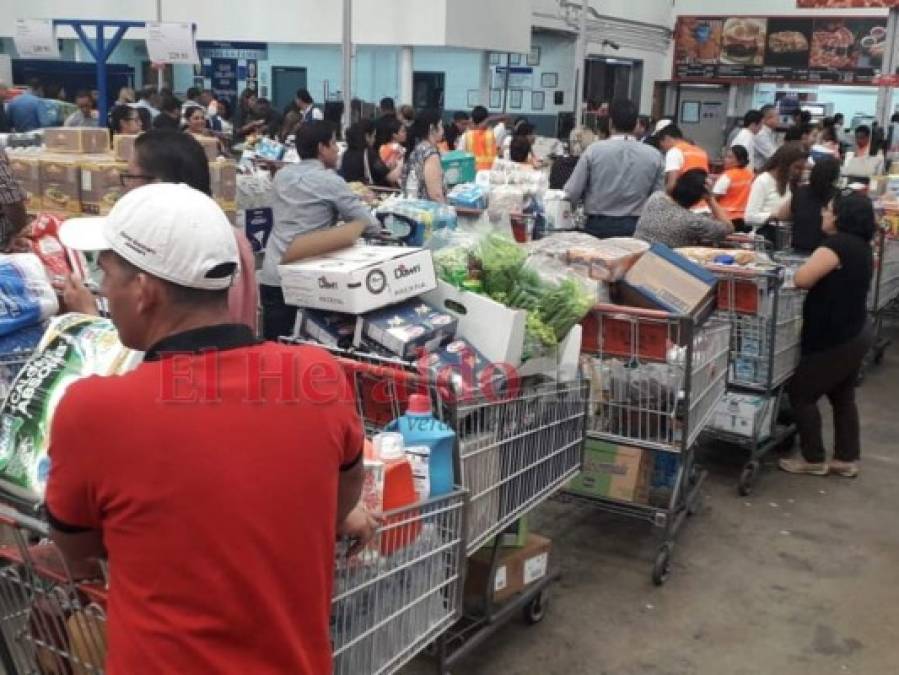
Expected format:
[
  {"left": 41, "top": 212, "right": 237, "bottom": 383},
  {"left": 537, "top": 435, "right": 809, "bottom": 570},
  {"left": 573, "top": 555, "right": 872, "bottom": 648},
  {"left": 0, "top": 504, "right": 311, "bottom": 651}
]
[
  {"left": 568, "top": 302, "right": 729, "bottom": 585},
  {"left": 701, "top": 258, "right": 805, "bottom": 496},
  {"left": 865, "top": 226, "right": 899, "bottom": 368},
  {"left": 0, "top": 490, "right": 468, "bottom": 675},
  {"left": 306, "top": 346, "right": 589, "bottom": 672}
]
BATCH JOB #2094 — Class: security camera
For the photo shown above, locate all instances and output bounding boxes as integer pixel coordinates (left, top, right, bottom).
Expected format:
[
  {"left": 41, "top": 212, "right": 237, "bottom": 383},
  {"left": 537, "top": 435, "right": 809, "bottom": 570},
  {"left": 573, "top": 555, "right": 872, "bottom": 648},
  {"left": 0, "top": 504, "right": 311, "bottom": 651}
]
[{"left": 602, "top": 40, "right": 621, "bottom": 50}]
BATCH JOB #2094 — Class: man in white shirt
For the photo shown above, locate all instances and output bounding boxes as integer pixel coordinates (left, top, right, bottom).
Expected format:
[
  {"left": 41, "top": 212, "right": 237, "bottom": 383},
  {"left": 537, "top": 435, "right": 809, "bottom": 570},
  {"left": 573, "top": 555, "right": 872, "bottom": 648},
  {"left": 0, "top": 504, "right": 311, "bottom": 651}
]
[
  {"left": 63, "top": 91, "right": 98, "bottom": 128},
  {"left": 731, "top": 109, "right": 762, "bottom": 160},
  {"left": 753, "top": 104, "right": 780, "bottom": 171},
  {"left": 133, "top": 86, "right": 160, "bottom": 119},
  {"left": 295, "top": 89, "right": 324, "bottom": 123}
]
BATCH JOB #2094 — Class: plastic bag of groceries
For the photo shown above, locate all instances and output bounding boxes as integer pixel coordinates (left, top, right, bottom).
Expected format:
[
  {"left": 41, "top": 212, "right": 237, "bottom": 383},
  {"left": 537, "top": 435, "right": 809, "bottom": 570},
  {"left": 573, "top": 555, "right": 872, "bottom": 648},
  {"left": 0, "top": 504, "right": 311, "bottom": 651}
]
[
  {"left": 0, "top": 314, "right": 142, "bottom": 499},
  {"left": 0, "top": 253, "right": 58, "bottom": 337}
]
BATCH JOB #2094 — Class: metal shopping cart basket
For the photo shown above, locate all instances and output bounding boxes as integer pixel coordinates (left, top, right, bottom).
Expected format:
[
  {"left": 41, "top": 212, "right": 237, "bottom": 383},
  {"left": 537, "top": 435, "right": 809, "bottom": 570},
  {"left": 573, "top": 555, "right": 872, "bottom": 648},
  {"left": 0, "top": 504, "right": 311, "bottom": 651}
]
[
  {"left": 0, "top": 491, "right": 467, "bottom": 675},
  {"left": 298, "top": 344, "right": 588, "bottom": 671},
  {"left": 865, "top": 226, "right": 899, "bottom": 368},
  {"left": 567, "top": 303, "right": 729, "bottom": 585},
  {"left": 701, "top": 258, "right": 805, "bottom": 495}
]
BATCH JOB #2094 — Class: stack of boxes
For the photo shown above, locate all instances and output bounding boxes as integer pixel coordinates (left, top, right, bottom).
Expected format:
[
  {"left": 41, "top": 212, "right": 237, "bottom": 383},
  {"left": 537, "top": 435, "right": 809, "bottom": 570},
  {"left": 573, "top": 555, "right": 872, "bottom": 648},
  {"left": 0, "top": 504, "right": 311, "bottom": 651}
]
[{"left": 6, "top": 128, "right": 237, "bottom": 221}]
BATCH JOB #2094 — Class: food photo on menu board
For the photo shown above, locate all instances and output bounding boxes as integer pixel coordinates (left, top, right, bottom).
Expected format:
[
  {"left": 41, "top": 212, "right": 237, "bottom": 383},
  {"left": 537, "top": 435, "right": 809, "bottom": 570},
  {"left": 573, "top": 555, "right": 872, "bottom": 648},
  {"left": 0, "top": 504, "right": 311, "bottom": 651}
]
[
  {"left": 720, "top": 17, "right": 768, "bottom": 65},
  {"left": 674, "top": 17, "right": 723, "bottom": 63},
  {"left": 765, "top": 18, "right": 813, "bottom": 68}
]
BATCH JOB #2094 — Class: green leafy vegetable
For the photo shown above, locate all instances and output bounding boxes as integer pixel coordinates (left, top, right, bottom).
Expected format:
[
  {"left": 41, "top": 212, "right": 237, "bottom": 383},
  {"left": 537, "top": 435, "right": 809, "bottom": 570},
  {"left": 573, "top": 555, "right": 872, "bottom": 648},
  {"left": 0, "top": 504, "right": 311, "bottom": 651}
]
[{"left": 478, "top": 232, "right": 526, "bottom": 298}]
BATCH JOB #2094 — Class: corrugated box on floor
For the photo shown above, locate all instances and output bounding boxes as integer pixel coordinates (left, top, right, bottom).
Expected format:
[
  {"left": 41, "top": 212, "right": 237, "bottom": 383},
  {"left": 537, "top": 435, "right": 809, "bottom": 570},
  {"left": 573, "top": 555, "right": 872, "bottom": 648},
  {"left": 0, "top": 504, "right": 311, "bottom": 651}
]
[
  {"left": 465, "top": 534, "right": 551, "bottom": 607},
  {"left": 43, "top": 127, "right": 109, "bottom": 154},
  {"left": 7, "top": 154, "right": 41, "bottom": 211},
  {"left": 619, "top": 243, "right": 718, "bottom": 320},
  {"left": 113, "top": 134, "right": 140, "bottom": 163},
  {"left": 278, "top": 244, "right": 436, "bottom": 314},
  {"left": 38, "top": 155, "right": 81, "bottom": 213},
  {"left": 566, "top": 437, "right": 649, "bottom": 503},
  {"left": 79, "top": 158, "right": 127, "bottom": 215},
  {"left": 209, "top": 160, "right": 237, "bottom": 210}
]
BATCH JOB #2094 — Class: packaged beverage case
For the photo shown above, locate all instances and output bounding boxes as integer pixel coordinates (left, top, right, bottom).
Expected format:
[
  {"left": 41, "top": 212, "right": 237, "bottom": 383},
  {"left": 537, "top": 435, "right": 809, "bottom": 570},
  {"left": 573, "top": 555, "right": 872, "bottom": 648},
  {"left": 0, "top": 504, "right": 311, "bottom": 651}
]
[
  {"left": 405, "top": 446, "right": 431, "bottom": 500},
  {"left": 372, "top": 432, "right": 421, "bottom": 554},
  {"left": 386, "top": 394, "right": 455, "bottom": 497}
]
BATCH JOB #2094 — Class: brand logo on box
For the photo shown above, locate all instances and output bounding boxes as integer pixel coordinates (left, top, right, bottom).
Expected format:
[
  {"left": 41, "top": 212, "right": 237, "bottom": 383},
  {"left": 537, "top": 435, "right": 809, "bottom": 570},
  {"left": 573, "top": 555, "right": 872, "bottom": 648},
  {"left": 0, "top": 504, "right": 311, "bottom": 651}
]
[
  {"left": 318, "top": 276, "right": 338, "bottom": 290},
  {"left": 394, "top": 263, "right": 421, "bottom": 279},
  {"left": 366, "top": 269, "right": 387, "bottom": 294}
]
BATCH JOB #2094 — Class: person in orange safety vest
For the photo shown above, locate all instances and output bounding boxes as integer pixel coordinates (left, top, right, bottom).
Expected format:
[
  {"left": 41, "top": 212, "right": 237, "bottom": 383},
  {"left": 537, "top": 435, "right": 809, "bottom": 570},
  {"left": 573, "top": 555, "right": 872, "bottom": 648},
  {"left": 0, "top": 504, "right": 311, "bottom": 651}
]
[
  {"left": 457, "top": 105, "right": 497, "bottom": 171},
  {"left": 658, "top": 125, "right": 709, "bottom": 194}
]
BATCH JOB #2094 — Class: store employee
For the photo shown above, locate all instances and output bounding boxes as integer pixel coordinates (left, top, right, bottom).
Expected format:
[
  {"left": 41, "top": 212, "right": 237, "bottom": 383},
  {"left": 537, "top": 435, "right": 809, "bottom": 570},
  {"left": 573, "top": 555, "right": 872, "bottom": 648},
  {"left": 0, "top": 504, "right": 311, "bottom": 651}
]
[
  {"left": 564, "top": 98, "right": 664, "bottom": 238},
  {"left": 52, "top": 183, "right": 373, "bottom": 675},
  {"left": 259, "top": 120, "right": 381, "bottom": 340}
]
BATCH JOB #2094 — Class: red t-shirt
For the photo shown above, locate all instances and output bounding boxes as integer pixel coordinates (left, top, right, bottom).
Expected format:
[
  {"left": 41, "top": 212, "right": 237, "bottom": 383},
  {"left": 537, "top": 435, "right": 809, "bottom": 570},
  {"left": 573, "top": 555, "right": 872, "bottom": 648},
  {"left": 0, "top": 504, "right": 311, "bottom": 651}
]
[{"left": 45, "top": 326, "right": 363, "bottom": 675}]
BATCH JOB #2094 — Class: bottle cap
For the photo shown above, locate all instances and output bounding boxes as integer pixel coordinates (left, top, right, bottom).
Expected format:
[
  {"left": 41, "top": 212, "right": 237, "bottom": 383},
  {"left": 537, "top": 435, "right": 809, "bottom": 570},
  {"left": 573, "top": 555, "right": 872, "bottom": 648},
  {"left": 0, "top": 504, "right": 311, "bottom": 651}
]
[{"left": 407, "top": 394, "right": 431, "bottom": 414}]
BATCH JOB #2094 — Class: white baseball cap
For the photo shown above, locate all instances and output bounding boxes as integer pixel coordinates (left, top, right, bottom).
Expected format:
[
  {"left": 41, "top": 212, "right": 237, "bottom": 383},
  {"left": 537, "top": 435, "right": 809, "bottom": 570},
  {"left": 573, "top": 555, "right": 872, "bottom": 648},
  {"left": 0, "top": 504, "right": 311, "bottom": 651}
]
[
  {"left": 653, "top": 119, "right": 673, "bottom": 135},
  {"left": 60, "top": 183, "right": 239, "bottom": 291}
]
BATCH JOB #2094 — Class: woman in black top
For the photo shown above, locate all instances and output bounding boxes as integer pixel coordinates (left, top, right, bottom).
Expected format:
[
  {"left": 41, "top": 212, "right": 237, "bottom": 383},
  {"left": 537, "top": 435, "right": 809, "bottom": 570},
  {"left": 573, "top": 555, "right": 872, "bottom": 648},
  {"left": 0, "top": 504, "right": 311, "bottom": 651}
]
[
  {"left": 339, "top": 120, "right": 398, "bottom": 187},
  {"left": 775, "top": 156, "right": 841, "bottom": 254},
  {"left": 780, "top": 191, "right": 874, "bottom": 479}
]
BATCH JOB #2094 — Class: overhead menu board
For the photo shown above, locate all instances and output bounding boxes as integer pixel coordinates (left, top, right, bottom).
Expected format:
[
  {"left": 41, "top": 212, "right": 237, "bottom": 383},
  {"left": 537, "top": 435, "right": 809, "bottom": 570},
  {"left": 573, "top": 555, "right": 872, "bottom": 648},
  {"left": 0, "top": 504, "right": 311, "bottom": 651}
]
[
  {"left": 674, "top": 15, "right": 888, "bottom": 84},
  {"left": 797, "top": 1, "right": 898, "bottom": 7}
]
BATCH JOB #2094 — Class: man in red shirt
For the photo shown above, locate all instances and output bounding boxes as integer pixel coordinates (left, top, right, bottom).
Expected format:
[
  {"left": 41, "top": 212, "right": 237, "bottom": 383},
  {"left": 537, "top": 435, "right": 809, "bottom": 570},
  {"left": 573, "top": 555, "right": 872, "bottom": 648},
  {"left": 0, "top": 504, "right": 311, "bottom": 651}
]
[{"left": 50, "top": 183, "right": 373, "bottom": 674}]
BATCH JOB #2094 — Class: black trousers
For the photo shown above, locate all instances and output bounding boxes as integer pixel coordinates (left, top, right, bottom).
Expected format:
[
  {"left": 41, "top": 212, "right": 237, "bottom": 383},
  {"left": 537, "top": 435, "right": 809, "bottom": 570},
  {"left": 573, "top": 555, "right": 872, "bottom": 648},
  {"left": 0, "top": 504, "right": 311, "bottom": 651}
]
[
  {"left": 584, "top": 214, "right": 638, "bottom": 239},
  {"left": 789, "top": 325, "right": 873, "bottom": 463},
  {"left": 260, "top": 284, "right": 299, "bottom": 341}
]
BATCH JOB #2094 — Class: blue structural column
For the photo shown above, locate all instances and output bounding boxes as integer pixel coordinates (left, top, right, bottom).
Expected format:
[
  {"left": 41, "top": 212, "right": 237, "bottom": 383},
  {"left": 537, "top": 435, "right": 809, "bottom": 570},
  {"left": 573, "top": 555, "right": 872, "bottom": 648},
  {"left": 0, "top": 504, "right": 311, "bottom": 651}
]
[{"left": 53, "top": 20, "right": 145, "bottom": 125}]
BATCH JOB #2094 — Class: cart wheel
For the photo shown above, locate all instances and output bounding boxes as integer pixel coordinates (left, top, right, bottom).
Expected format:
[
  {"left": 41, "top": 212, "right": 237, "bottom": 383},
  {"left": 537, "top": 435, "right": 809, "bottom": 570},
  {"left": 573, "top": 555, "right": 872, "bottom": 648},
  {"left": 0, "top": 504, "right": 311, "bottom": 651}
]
[
  {"left": 738, "top": 461, "right": 759, "bottom": 497},
  {"left": 652, "top": 544, "right": 673, "bottom": 586},
  {"left": 523, "top": 590, "right": 548, "bottom": 625}
]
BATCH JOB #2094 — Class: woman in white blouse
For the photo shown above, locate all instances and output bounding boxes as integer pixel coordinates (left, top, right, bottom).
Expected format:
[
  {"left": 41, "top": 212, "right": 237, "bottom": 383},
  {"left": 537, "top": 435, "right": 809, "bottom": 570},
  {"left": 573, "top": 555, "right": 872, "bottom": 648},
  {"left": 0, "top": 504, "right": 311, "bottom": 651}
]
[{"left": 745, "top": 142, "right": 809, "bottom": 231}]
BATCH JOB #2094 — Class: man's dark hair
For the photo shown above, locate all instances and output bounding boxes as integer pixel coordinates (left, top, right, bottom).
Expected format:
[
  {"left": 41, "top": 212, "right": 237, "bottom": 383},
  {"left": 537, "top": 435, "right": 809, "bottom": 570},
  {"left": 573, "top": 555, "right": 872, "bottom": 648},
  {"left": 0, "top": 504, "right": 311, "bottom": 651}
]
[
  {"left": 134, "top": 130, "right": 212, "bottom": 195},
  {"left": 833, "top": 191, "right": 875, "bottom": 242},
  {"left": 109, "top": 104, "right": 138, "bottom": 135},
  {"left": 471, "top": 105, "right": 489, "bottom": 124},
  {"left": 159, "top": 94, "right": 180, "bottom": 114},
  {"left": 743, "top": 110, "right": 763, "bottom": 127},
  {"left": 730, "top": 144, "right": 750, "bottom": 167},
  {"left": 808, "top": 157, "right": 840, "bottom": 204},
  {"left": 657, "top": 125, "right": 683, "bottom": 141},
  {"left": 453, "top": 110, "right": 470, "bottom": 122},
  {"left": 512, "top": 122, "right": 535, "bottom": 137},
  {"left": 510, "top": 136, "right": 532, "bottom": 163},
  {"left": 834, "top": 113, "right": 844, "bottom": 123},
  {"left": 855, "top": 124, "right": 871, "bottom": 138},
  {"left": 609, "top": 99, "right": 638, "bottom": 133},
  {"left": 296, "top": 88, "right": 314, "bottom": 105},
  {"left": 74, "top": 89, "right": 92, "bottom": 102},
  {"left": 380, "top": 97, "right": 395, "bottom": 112},
  {"left": 296, "top": 120, "right": 336, "bottom": 160},
  {"left": 671, "top": 169, "right": 709, "bottom": 210},
  {"left": 760, "top": 104, "right": 776, "bottom": 116},
  {"left": 186, "top": 87, "right": 201, "bottom": 101},
  {"left": 784, "top": 126, "right": 803, "bottom": 142},
  {"left": 138, "top": 86, "right": 156, "bottom": 102}
]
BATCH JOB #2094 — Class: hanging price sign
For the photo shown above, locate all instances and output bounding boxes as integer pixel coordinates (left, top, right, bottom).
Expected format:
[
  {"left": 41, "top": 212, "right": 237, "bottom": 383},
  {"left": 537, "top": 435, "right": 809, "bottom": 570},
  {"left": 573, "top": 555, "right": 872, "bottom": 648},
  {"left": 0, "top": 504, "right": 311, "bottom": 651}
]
[
  {"left": 145, "top": 22, "right": 199, "bottom": 65},
  {"left": 13, "top": 19, "right": 59, "bottom": 59}
]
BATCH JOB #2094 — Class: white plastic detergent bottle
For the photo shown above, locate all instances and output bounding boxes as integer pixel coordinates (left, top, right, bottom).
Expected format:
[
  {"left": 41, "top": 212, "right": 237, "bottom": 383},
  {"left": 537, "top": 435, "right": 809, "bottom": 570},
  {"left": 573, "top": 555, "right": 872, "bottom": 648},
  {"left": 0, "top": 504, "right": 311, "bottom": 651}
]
[{"left": 387, "top": 394, "right": 455, "bottom": 497}]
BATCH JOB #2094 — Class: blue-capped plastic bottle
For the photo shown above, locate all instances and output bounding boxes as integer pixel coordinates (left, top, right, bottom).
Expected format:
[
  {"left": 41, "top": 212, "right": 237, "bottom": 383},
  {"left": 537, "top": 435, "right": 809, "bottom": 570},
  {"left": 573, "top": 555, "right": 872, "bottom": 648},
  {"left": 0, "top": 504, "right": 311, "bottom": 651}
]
[{"left": 386, "top": 394, "right": 455, "bottom": 497}]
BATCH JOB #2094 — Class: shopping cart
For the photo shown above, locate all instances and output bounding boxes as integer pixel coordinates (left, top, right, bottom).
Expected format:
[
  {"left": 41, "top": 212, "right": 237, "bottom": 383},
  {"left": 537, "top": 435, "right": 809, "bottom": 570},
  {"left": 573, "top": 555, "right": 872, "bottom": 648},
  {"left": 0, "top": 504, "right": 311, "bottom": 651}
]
[
  {"left": 0, "top": 491, "right": 467, "bottom": 675},
  {"left": 568, "top": 303, "right": 729, "bottom": 585},
  {"left": 865, "top": 226, "right": 899, "bottom": 368},
  {"left": 302, "top": 345, "right": 588, "bottom": 671},
  {"left": 702, "top": 258, "right": 805, "bottom": 495}
]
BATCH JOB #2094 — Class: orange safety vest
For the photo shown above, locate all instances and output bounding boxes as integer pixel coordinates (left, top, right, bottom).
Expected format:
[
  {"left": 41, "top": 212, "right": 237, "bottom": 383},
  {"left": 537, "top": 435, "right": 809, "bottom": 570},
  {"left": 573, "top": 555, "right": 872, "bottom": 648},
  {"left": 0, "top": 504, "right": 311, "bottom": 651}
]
[
  {"left": 716, "top": 167, "right": 754, "bottom": 221},
  {"left": 674, "top": 140, "right": 710, "bottom": 172},
  {"left": 465, "top": 128, "right": 497, "bottom": 171}
]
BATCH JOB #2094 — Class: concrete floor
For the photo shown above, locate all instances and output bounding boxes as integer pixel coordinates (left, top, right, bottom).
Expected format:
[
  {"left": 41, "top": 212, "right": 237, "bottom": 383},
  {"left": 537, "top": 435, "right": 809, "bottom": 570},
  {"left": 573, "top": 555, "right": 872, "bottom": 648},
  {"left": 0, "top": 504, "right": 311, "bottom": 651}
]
[{"left": 403, "top": 330, "right": 899, "bottom": 675}]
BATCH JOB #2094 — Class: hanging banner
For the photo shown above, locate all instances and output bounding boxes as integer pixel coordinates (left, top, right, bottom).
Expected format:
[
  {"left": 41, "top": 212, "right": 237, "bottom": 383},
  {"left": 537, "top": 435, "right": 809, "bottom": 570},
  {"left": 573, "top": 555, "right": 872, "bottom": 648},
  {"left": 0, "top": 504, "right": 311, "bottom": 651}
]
[
  {"left": 492, "top": 66, "right": 534, "bottom": 90},
  {"left": 145, "top": 21, "right": 199, "bottom": 65},
  {"left": 211, "top": 58, "right": 238, "bottom": 113},
  {"left": 13, "top": 19, "right": 59, "bottom": 60}
]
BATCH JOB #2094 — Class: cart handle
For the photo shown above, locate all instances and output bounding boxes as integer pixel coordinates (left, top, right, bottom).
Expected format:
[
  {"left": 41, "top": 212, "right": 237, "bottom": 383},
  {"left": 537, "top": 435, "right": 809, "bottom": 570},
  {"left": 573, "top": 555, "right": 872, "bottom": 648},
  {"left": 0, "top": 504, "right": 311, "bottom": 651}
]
[
  {"left": 590, "top": 302, "right": 681, "bottom": 321},
  {"left": 335, "top": 356, "right": 432, "bottom": 387}
]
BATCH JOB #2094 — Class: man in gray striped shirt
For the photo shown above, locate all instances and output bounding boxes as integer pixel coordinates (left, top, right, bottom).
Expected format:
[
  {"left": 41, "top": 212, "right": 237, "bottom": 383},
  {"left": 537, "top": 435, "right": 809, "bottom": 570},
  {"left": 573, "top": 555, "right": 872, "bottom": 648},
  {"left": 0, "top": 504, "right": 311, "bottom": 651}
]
[{"left": 564, "top": 99, "right": 664, "bottom": 239}]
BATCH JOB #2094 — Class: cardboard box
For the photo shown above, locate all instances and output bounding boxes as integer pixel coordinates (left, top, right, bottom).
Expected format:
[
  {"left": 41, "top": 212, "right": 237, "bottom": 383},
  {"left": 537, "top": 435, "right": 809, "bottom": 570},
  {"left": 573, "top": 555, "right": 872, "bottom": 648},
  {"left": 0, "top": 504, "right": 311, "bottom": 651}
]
[
  {"left": 620, "top": 243, "right": 718, "bottom": 318},
  {"left": 301, "top": 309, "right": 358, "bottom": 349},
  {"left": 7, "top": 154, "right": 41, "bottom": 211},
  {"left": 419, "top": 338, "right": 506, "bottom": 397},
  {"left": 43, "top": 127, "right": 109, "bottom": 154},
  {"left": 566, "top": 438, "right": 648, "bottom": 503},
  {"left": 708, "top": 391, "right": 776, "bottom": 440},
  {"left": 493, "top": 517, "right": 529, "bottom": 548},
  {"left": 209, "top": 160, "right": 237, "bottom": 210},
  {"left": 362, "top": 299, "right": 457, "bottom": 360},
  {"left": 441, "top": 151, "right": 476, "bottom": 187},
  {"left": 465, "top": 534, "right": 551, "bottom": 606},
  {"left": 279, "top": 244, "right": 437, "bottom": 314},
  {"left": 112, "top": 134, "right": 140, "bottom": 163},
  {"left": 38, "top": 155, "right": 81, "bottom": 213},
  {"left": 79, "top": 158, "right": 126, "bottom": 215}
]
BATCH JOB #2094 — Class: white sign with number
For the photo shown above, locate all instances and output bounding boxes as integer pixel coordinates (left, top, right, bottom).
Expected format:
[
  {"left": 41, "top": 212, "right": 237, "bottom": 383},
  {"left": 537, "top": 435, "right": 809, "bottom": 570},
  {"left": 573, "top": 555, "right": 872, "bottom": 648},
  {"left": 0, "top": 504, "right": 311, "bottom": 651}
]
[
  {"left": 14, "top": 19, "right": 59, "bottom": 60},
  {"left": 145, "top": 22, "right": 198, "bottom": 65}
]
